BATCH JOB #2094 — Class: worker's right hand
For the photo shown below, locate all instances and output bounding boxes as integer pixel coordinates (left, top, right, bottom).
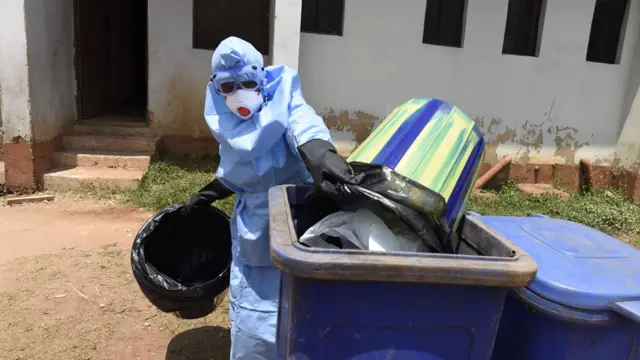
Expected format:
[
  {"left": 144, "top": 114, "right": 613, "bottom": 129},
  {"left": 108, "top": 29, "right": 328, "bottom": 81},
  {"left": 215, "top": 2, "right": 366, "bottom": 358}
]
[{"left": 298, "top": 139, "right": 357, "bottom": 198}]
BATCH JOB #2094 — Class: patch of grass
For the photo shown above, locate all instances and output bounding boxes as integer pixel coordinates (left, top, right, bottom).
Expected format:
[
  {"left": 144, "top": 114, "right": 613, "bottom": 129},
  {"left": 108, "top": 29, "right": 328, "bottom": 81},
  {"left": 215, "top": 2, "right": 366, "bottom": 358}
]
[
  {"left": 468, "top": 181, "right": 640, "bottom": 247},
  {"left": 118, "top": 155, "right": 236, "bottom": 215},
  {"left": 99, "top": 250, "right": 123, "bottom": 258}
]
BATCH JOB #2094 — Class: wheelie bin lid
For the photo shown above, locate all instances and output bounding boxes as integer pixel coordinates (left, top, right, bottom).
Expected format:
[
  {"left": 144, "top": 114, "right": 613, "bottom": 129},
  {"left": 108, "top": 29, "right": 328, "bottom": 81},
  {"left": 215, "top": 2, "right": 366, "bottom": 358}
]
[
  {"left": 269, "top": 185, "right": 537, "bottom": 287},
  {"left": 477, "top": 214, "right": 640, "bottom": 323}
]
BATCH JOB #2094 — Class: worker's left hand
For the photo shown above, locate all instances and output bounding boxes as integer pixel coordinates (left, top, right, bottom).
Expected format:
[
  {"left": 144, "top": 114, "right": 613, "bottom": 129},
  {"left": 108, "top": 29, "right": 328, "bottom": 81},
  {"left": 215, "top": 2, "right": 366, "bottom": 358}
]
[
  {"left": 298, "top": 139, "right": 356, "bottom": 197},
  {"left": 182, "top": 178, "right": 234, "bottom": 214}
]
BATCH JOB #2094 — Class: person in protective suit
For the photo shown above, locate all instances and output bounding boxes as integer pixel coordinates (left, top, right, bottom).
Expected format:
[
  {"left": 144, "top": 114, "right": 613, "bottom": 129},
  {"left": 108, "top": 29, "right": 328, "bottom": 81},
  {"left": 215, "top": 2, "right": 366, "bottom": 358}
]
[{"left": 199, "top": 36, "right": 354, "bottom": 359}]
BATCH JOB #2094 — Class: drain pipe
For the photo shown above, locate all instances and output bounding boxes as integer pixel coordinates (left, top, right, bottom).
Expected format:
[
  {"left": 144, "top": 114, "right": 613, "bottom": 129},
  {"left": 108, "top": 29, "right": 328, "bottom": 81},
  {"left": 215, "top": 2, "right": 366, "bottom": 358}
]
[
  {"left": 579, "top": 158, "right": 593, "bottom": 190},
  {"left": 473, "top": 155, "right": 512, "bottom": 190}
]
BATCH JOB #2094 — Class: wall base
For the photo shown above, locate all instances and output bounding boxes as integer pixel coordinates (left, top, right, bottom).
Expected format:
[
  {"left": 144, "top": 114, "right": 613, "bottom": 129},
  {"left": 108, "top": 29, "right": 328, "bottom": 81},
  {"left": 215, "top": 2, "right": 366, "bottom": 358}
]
[
  {"left": 3, "top": 137, "right": 59, "bottom": 191},
  {"left": 612, "top": 169, "right": 640, "bottom": 202},
  {"left": 478, "top": 162, "right": 640, "bottom": 202},
  {"left": 2, "top": 133, "right": 640, "bottom": 202}
]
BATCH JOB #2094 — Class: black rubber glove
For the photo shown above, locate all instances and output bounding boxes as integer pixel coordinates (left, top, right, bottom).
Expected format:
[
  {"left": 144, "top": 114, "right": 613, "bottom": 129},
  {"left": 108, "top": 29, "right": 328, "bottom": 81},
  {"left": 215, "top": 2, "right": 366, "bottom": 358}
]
[
  {"left": 298, "top": 139, "right": 355, "bottom": 197},
  {"left": 183, "top": 178, "right": 234, "bottom": 213}
]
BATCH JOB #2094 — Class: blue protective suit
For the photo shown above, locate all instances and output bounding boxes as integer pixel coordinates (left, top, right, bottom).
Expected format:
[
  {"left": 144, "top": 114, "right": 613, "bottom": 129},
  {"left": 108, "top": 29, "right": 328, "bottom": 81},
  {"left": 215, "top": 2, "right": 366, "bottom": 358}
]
[{"left": 204, "top": 37, "right": 332, "bottom": 359}]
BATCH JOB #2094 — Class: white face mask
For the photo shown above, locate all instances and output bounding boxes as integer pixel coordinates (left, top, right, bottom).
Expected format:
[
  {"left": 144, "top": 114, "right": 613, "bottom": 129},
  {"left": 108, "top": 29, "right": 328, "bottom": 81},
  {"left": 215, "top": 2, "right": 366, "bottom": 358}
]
[{"left": 225, "top": 89, "right": 264, "bottom": 120}]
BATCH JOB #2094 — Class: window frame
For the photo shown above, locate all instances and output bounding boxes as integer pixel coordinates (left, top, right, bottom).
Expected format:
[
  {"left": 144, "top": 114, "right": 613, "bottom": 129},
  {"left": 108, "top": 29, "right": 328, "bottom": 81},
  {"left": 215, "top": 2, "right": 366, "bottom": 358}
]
[
  {"left": 585, "top": 0, "right": 631, "bottom": 65},
  {"left": 502, "top": 0, "right": 547, "bottom": 57},
  {"left": 422, "top": 0, "right": 468, "bottom": 48},
  {"left": 300, "top": 0, "right": 345, "bottom": 36},
  {"left": 192, "top": 0, "right": 271, "bottom": 55}
]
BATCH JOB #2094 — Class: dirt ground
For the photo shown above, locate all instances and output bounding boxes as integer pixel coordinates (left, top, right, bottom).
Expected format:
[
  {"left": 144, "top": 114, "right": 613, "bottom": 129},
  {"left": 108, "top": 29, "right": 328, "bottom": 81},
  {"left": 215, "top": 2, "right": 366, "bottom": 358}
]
[{"left": 0, "top": 195, "right": 231, "bottom": 360}]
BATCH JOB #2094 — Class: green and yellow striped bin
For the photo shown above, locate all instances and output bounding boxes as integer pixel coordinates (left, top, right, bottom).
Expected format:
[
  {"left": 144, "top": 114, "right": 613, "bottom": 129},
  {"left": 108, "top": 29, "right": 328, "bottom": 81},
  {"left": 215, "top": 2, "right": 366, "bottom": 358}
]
[{"left": 348, "top": 98, "right": 485, "bottom": 231}]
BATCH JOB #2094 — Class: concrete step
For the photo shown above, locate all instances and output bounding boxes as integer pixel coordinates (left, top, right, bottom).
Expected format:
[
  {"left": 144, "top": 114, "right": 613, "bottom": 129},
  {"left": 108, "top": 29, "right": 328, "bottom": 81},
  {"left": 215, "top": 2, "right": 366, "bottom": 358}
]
[
  {"left": 73, "top": 122, "right": 152, "bottom": 137},
  {"left": 62, "top": 134, "right": 156, "bottom": 153},
  {"left": 44, "top": 167, "right": 145, "bottom": 191},
  {"left": 51, "top": 151, "right": 153, "bottom": 170}
]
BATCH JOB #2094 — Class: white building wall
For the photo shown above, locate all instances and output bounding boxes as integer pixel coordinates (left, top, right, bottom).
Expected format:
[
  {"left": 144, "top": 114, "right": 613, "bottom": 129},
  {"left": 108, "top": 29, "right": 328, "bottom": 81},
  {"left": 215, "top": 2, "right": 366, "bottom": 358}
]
[
  {"left": 0, "top": 0, "right": 33, "bottom": 142},
  {"left": 299, "top": 0, "right": 640, "bottom": 165},
  {"left": 147, "top": 0, "right": 275, "bottom": 138},
  {"left": 0, "top": 0, "right": 304, "bottom": 147},
  {"left": 24, "top": 0, "right": 76, "bottom": 142},
  {"left": 147, "top": 0, "right": 213, "bottom": 138},
  {"left": 616, "top": 9, "right": 640, "bottom": 169},
  {"left": 269, "top": 0, "right": 303, "bottom": 70},
  {"left": 0, "top": 0, "right": 75, "bottom": 144}
]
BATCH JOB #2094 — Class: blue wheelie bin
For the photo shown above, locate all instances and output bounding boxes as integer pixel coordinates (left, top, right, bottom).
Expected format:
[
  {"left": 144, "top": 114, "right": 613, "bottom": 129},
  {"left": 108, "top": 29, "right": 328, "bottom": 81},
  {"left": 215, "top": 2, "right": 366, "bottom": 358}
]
[
  {"left": 269, "top": 185, "right": 537, "bottom": 360},
  {"left": 477, "top": 214, "right": 640, "bottom": 360}
]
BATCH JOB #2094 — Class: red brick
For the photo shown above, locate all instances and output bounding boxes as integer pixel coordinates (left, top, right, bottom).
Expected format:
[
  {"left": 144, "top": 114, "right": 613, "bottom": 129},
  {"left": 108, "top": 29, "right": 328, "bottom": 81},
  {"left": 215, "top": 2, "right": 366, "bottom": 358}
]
[
  {"left": 4, "top": 142, "right": 36, "bottom": 190},
  {"left": 3, "top": 137, "right": 58, "bottom": 190}
]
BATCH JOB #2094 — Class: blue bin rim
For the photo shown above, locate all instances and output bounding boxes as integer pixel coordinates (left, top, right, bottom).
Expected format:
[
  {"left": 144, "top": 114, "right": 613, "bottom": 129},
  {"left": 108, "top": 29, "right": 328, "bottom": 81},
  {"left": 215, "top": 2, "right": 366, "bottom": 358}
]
[
  {"left": 511, "top": 287, "right": 625, "bottom": 325},
  {"left": 268, "top": 185, "right": 537, "bottom": 286}
]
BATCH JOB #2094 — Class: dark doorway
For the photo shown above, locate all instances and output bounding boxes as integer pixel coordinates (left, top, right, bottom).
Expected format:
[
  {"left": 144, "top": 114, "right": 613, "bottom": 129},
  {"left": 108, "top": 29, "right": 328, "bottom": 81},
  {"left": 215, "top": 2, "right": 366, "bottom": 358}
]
[{"left": 74, "top": 0, "right": 147, "bottom": 122}]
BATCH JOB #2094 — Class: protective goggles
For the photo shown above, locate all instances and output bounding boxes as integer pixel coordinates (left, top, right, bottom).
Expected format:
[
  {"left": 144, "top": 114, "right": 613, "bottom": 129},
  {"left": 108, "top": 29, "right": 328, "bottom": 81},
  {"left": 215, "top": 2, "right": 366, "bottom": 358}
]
[
  {"left": 211, "top": 63, "right": 265, "bottom": 96},
  {"left": 214, "top": 80, "right": 260, "bottom": 96}
]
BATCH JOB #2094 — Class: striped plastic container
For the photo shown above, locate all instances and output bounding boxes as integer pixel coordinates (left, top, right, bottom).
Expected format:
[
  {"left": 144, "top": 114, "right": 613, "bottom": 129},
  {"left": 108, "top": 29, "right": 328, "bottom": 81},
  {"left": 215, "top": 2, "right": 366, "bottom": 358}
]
[{"left": 348, "top": 98, "right": 485, "bottom": 231}]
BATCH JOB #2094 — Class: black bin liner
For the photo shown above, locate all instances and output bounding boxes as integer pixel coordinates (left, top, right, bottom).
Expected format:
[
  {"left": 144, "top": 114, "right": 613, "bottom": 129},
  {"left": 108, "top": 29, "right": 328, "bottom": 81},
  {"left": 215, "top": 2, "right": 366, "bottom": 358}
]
[
  {"left": 131, "top": 204, "right": 232, "bottom": 319},
  {"left": 307, "top": 162, "right": 458, "bottom": 254}
]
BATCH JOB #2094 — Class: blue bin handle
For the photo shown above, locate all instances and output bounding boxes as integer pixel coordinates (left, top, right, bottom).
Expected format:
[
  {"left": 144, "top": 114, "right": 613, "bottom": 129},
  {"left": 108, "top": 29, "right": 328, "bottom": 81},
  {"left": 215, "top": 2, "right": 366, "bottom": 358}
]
[
  {"left": 611, "top": 301, "right": 640, "bottom": 324},
  {"left": 530, "top": 213, "right": 550, "bottom": 218}
]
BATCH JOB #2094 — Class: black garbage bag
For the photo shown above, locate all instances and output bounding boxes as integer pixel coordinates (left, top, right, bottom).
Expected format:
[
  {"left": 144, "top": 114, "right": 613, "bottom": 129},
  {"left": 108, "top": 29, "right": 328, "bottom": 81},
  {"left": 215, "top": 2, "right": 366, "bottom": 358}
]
[
  {"left": 131, "top": 203, "right": 232, "bottom": 319},
  {"left": 307, "top": 162, "right": 458, "bottom": 254}
]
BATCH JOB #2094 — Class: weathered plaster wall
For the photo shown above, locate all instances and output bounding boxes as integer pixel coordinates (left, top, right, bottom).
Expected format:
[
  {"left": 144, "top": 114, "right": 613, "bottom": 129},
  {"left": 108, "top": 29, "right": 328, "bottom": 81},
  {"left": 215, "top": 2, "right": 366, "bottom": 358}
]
[
  {"left": 0, "top": 0, "right": 75, "bottom": 144},
  {"left": 616, "top": 8, "right": 640, "bottom": 171},
  {"left": 0, "top": 92, "right": 4, "bottom": 156},
  {"left": 147, "top": 0, "right": 212, "bottom": 138},
  {"left": 0, "top": 0, "right": 76, "bottom": 189},
  {"left": 0, "top": 88, "right": 3, "bottom": 134},
  {"left": 24, "top": 0, "right": 76, "bottom": 143},
  {"left": 299, "top": 0, "right": 640, "bottom": 166},
  {"left": 0, "top": 0, "right": 33, "bottom": 142}
]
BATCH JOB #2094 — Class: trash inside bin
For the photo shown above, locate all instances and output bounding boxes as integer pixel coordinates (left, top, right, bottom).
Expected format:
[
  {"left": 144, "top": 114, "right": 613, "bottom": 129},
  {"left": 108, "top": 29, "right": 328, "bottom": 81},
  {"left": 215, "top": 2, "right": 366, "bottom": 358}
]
[
  {"left": 299, "top": 208, "right": 432, "bottom": 252},
  {"left": 131, "top": 204, "right": 231, "bottom": 320},
  {"left": 476, "top": 214, "right": 640, "bottom": 360},
  {"left": 325, "top": 162, "right": 451, "bottom": 253},
  {"left": 269, "top": 185, "right": 537, "bottom": 360}
]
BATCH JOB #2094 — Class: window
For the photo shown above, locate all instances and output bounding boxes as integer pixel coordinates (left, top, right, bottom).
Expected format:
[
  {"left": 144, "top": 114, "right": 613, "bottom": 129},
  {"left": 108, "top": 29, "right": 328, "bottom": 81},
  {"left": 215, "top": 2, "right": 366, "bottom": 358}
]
[
  {"left": 502, "top": 0, "right": 546, "bottom": 57},
  {"left": 586, "top": 0, "right": 630, "bottom": 64},
  {"left": 301, "top": 0, "right": 345, "bottom": 36},
  {"left": 422, "top": 0, "right": 467, "bottom": 48},
  {"left": 193, "top": 0, "right": 270, "bottom": 54}
]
